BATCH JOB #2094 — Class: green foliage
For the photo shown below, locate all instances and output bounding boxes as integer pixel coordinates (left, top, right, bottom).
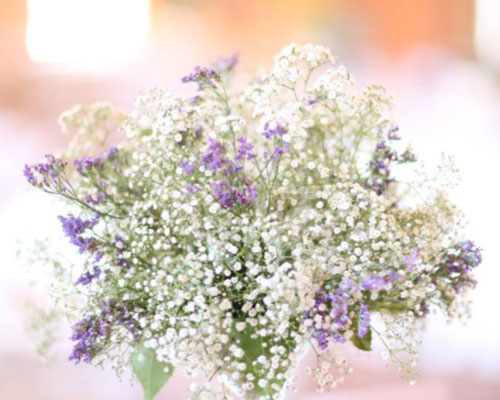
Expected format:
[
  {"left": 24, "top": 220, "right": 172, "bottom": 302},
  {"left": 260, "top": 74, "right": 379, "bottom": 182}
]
[
  {"left": 351, "top": 326, "right": 372, "bottom": 351},
  {"left": 131, "top": 345, "right": 174, "bottom": 400},
  {"left": 234, "top": 324, "right": 296, "bottom": 398}
]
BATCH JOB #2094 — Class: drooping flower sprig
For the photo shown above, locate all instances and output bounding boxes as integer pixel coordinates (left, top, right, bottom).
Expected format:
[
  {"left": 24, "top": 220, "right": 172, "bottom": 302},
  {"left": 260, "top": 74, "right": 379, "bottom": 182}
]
[{"left": 23, "top": 43, "right": 481, "bottom": 400}]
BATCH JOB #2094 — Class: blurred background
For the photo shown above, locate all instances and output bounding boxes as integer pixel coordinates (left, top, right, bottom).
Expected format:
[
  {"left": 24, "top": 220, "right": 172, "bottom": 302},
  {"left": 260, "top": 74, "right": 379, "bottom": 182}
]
[{"left": 1, "top": 0, "right": 500, "bottom": 399}]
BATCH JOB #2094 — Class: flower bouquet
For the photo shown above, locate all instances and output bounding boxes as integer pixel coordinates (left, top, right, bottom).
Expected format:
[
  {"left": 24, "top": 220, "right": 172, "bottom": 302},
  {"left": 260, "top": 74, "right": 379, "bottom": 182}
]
[{"left": 24, "top": 44, "right": 481, "bottom": 399}]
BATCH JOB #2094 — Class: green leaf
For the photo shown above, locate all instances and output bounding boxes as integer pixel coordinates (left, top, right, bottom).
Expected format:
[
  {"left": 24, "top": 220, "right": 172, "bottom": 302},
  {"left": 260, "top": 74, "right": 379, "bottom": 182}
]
[
  {"left": 234, "top": 324, "right": 296, "bottom": 397},
  {"left": 351, "top": 326, "right": 372, "bottom": 351},
  {"left": 131, "top": 345, "right": 174, "bottom": 400}
]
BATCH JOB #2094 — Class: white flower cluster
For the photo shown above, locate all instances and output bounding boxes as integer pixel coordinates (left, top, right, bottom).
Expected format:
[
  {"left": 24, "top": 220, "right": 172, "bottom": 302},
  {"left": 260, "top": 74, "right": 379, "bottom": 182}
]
[{"left": 25, "top": 43, "right": 481, "bottom": 400}]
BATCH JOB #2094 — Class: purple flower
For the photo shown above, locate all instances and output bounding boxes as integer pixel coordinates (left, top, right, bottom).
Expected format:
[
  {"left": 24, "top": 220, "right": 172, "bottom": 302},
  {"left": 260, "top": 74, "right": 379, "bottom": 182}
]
[
  {"left": 24, "top": 155, "right": 67, "bottom": 188},
  {"left": 271, "top": 142, "right": 289, "bottom": 162},
  {"left": 374, "top": 160, "right": 389, "bottom": 172},
  {"left": 387, "top": 270, "right": 400, "bottom": 282},
  {"left": 211, "top": 179, "right": 258, "bottom": 209},
  {"left": 190, "top": 95, "right": 202, "bottom": 105},
  {"left": 438, "top": 240, "right": 482, "bottom": 290},
  {"left": 69, "top": 315, "right": 104, "bottom": 363},
  {"left": 199, "top": 138, "right": 243, "bottom": 175},
  {"left": 180, "top": 160, "right": 197, "bottom": 175},
  {"left": 35, "top": 155, "right": 67, "bottom": 175},
  {"left": 376, "top": 141, "right": 387, "bottom": 150},
  {"left": 236, "top": 137, "right": 256, "bottom": 161},
  {"left": 73, "top": 156, "right": 104, "bottom": 174},
  {"left": 307, "top": 95, "right": 320, "bottom": 105},
  {"left": 243, "top": 182, "right": 258, "bottom": 203},
  {"left": 23, "top": 164, "right": 37, "bottom": 185},
  {"left": 186, "top": 183, "right": 200, "bottom": 194},
  {"left": 75, "top": 267, "right": 101, "bottom": 286},
  {"left": 214, "top": 54, "right": 238, "bottom": 73},
  {"left": 367, "top": 128, "right": 417, "bottom": 195},
  {"left": 400, "top": 149, "right": 417, "bottom": 163},
  {"left": 263, "top": 121, "right": 287, "bottom": 139},
  {"left": 306, "top": 279, "right": 375, "bottom": 349},
  {"left": 223, "top": 163, "right": 243, "bottom": 176},
  {"left": 403, "top": 247, "right": 419, "bottom": 270},
  {"left": 94, "top": 251, "right": 103, "bottom": 263},
  {"left": 114, "top": 236, "right": 131, "bottom": 269},
  {"left": 212, "top": 181, "right": 236, "bottom": 209},
  {"left": 361, "top": 275, "right": 387, "bottom": 291},
  {"left": 181, "top": 66, "right": 221, "bottom": 90},
  {"left": 387, "top": 126, "right": 401, "bottom": 140},
  {"left": 58, "top": 213, "right": 99, "bottom": 253},
  {"left": 73, "top": 147, "right": 118, "bottom": 175},
  {"left": 85, "top": 192, "right": 105, "bottom": 205},
  {"left": 200, "top": 139, "right": 227, "bottom": 171},
  {"left": 106, "top": 146, "right": 118, "bottom": 160},
  {"left": 261, "top": 122, "right": 289, "bottom": 162},
  {"left": 367, "top": 139, "right": 398, "bottom": 195},
  {"left": 305, "top": 287, "right": 353, "bottom": 349},
  {"left": 358, "top": 304, "right": 370, "bottom": 338},
  {"left": 69, "top": 301, "right": 141, "bottom": 364}
]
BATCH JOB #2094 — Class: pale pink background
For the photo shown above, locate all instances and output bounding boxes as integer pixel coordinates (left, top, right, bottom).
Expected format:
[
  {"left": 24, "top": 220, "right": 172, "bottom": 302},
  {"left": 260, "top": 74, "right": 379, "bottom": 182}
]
[{"left": 1, "top": 1, "right": 499, "bottom": 399}]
